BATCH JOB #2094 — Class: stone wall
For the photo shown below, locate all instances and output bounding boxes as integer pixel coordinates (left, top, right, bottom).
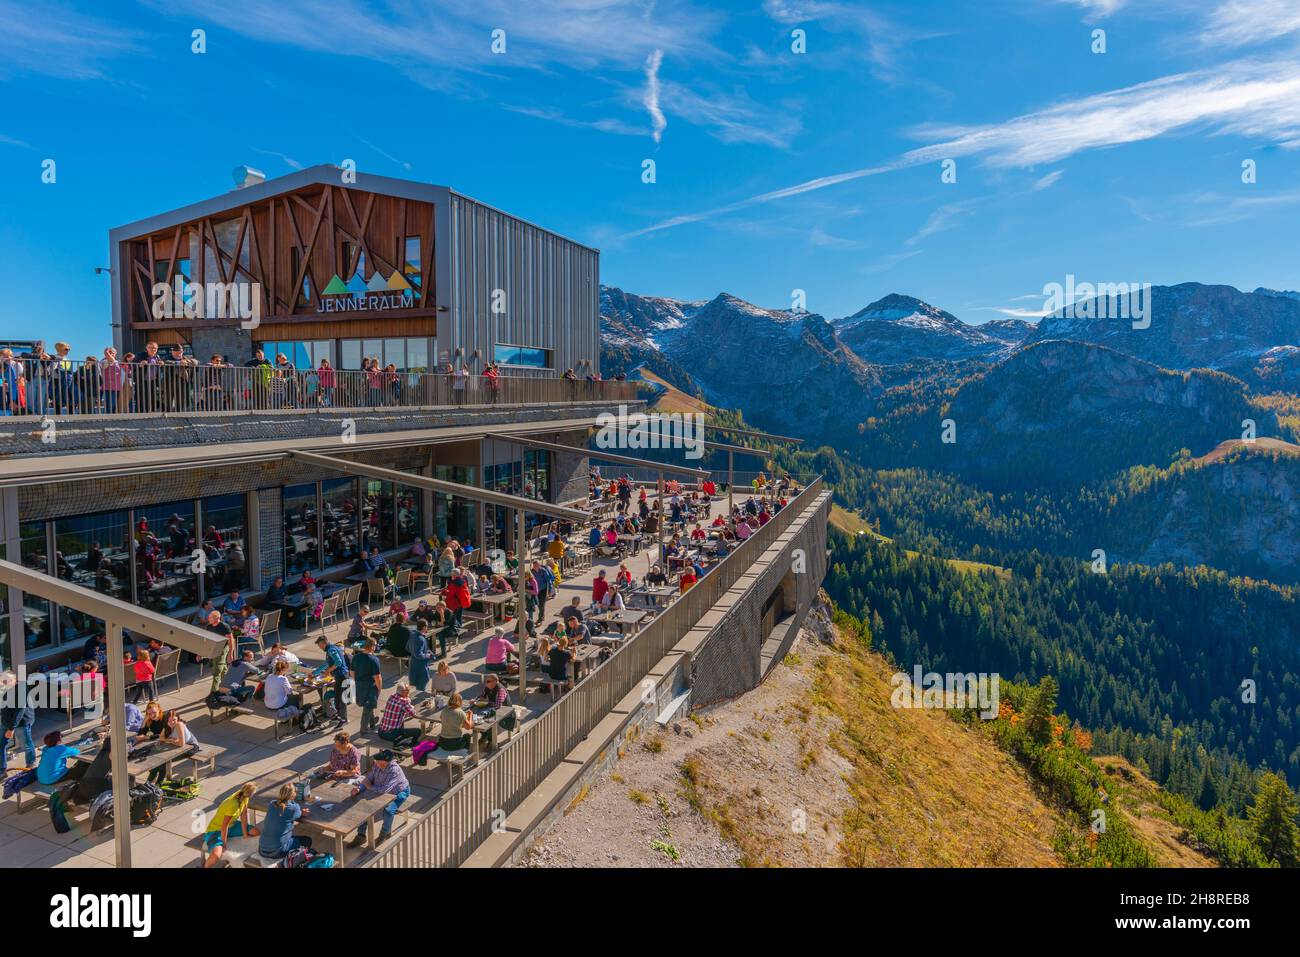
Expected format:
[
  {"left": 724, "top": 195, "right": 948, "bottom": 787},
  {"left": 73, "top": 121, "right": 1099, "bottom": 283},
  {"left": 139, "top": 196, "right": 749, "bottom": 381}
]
[{"left": 688, "top": 493, "right": 830, "bottom": 709}]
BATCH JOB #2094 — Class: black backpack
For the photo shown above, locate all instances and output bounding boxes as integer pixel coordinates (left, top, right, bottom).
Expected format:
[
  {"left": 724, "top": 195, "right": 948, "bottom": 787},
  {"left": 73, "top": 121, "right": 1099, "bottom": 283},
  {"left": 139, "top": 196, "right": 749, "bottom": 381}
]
[
  {"left": 129, "top": 783, "right": 164, "bottom": 826},
  {"left": 85, "top": 783, "right": 164, "bottom": 830}
]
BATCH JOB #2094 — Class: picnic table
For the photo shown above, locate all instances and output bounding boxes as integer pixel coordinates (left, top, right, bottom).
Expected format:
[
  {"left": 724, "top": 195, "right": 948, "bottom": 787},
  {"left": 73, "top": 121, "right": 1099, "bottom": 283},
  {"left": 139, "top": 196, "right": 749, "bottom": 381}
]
[
  {"left": 632, "top": 584, "right": 677, "bottom": 607},
  {"left": 472, "top": 591, "right": 513, "bottom": 622},
  {"left": 75, "top": 738, "right": 199, "bottom": 781},
  {"left": 571, "top": 643, "right": 603, "bottom": 679},
  {"left": 245, "top": 768, "right": 396, "bottom": 867},
  {"left": 413, "top": 698, "right": 518, "bottom": 754},
  {"left": 589, "top": 609, "right": 650, "bottom": 636}
]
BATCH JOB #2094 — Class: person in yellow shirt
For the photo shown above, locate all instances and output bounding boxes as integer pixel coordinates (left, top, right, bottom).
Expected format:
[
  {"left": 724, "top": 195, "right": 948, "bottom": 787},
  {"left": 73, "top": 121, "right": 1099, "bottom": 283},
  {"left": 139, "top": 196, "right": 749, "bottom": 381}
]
[{"left": 203, "top": 782, "right": 260, "bottom": 868}]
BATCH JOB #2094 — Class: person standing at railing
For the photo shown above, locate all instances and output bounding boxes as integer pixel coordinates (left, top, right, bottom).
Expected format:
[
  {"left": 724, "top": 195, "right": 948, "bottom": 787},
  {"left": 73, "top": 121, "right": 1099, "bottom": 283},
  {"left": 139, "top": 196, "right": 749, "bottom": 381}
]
[
  {"left": 99, "top": 347, "right": 126, "bottom": 414},
  {"left": 452, "top": 363, "right": 468, "bottom": 404},
  {"left": 134, "top": 342, "right": 165, "bottom": 413},
  {"left": 273, "top": 353, "right": 297, "bottom": 408},
  {"left": 363, "top": 356, "right": 384, "bottom": 407},
  {"left": 244, "top": 348, "right": 272, "bottom": 410},
  {"left": 482, "top": 361, "right": 501, "bottom": 403},
  {"left": 385, "top": 362, "right": 400, "bottom": 406},
  {"left": 19, "top": 341, "right": 50, "bottom": 415},
  {"left": 75, "top": 356, "right": 101, "bottom": 414},
  {"left": 0, "top": 349, "right": 21, "bottom": 416},
  {"left": 317, "top": 358, "right": 335, "bottom": 407},
  {"left": 48, "top": 342, "right": 76, "bottom": 413}
]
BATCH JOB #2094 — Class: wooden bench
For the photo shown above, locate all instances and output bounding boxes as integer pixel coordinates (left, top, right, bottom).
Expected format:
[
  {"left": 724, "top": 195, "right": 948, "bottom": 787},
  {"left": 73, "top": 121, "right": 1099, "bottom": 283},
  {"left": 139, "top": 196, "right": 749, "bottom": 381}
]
[
  {"left": 206, "top": 701, "right": 255, "bottom": 725},
  {"left": 412, "top": 748, "right": 479, "bottom": 788},
  {"left": 14, "top": 780, "right": 59, "bottom": 814}
]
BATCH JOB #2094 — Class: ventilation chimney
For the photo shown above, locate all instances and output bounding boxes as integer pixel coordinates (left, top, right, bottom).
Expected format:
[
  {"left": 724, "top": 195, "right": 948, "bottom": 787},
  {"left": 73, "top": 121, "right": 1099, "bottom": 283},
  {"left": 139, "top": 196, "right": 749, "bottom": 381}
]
[{"left": 232, "top": 165, "right": 266, "bottom": 189}]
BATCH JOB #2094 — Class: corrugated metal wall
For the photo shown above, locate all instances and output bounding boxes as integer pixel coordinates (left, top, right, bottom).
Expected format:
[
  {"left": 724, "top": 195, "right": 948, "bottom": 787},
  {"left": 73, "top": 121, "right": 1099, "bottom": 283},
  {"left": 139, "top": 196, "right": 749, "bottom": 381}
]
[{"left": 446, "top": 193, "right": 599, "bottom": 378}]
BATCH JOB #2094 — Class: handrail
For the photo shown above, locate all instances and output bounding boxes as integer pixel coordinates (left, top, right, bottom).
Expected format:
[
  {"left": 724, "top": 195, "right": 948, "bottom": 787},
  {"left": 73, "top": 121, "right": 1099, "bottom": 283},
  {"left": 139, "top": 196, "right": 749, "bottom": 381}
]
[
  {"left": 0, "top": 357, "right": 636, "bottom": 417},
  {"left": 366, "top": 475, "right": 825, "bottom": 868}
]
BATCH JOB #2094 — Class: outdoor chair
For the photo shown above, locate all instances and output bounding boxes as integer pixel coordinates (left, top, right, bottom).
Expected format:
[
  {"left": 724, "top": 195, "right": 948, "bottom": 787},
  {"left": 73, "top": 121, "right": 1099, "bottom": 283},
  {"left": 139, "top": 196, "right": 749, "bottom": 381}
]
[
  {"left": 343, "top": 582, "right": 363, "bottom": 615},
  {"left": 257, "top": 609, "right": 280, "bottom": 650},
  {"left": 366, "top": 577, "right": 388, "bottom": 606},
  {"left": 154, "top": 648, "right": 183, "bottom": 694}
]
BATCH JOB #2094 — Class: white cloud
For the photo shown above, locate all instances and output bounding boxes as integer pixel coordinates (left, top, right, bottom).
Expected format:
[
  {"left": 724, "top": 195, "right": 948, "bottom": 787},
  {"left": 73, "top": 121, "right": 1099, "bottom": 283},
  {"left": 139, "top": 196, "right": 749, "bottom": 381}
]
[
  {"left": 654, "top": 80, "right": 802, "bottom": 147},
  {"left": 1059, "top": 0, "right": 1127, "bottom": 18},
  {"left": 503, "top": 105, "right": 647, "bottom": 137},
  {"left": 627, "top": 57, "right": 1300, "bottom": 237},
  {"left": 0, "top": 0, "right": 136, "bottom": 80},
  {"left": 1203, "top": 0, "right": 1300, "bottom": 47},
  {"left": 643, "top": 49, "right": 667, "bottom": 144},
  {"left": 1032, "top": 169, "right": 1065, "bottom": 191},
  {"left": 906, "top": 202, "right": 973, "bottom": 246}
]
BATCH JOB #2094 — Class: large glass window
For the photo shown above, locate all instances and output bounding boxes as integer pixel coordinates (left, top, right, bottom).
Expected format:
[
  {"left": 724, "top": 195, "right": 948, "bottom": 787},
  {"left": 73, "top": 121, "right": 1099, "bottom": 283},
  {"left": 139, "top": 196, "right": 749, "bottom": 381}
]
[
  {"left": 494, "top": 344, "right": 552, "bottom": 369},
  {"left": 257, "top": 340, "right": 332, "bottom": 370},
  {"left": 132, "top": 501, "right": 198, "bottom": 612},
  {"left": 19, "top": 521, "right": 52, "bottom": 653},
  {"left": 202, "top": 494, "right": 248, "bottom": 594},
  {"left": 321, "top": 478, "right": 360, "bottom": 568},
  {"left": 433, "top": 465, "right": 477, "bottom": 548},
  {"left": 54, "top": 509, "right": 131, "bottom": 646},
  {"left": 404, "top": 236, "right": 421, "bottom": 290},
  {"left": 283, "top": 483, "right": 319, "bottom": 576},
  {"left": 339, "top": 337, "right": 432, "bottom": 373},
  {"left": 396, "top": 478, "right": 423, "bottom": 546},
  {"left": 360, "top": 480, "right": 395, "bottom": 554}
]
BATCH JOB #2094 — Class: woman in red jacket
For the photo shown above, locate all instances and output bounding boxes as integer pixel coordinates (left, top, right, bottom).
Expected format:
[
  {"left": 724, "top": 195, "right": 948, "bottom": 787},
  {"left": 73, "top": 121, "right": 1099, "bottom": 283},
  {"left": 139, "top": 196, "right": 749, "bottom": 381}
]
[{"left": 442, "top": 571, "right": 472, "bottom": 630}]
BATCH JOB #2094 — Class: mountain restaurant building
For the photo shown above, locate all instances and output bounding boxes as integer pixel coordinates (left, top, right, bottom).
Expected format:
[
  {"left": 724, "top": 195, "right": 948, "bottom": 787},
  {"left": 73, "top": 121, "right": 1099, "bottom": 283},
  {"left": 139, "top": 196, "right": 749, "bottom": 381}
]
[
  {"left": 0, "top": 167, "right": 627, "bottom": 672},
  {"left": 109, "top": 164, "right": 601, "bottom": 377}
]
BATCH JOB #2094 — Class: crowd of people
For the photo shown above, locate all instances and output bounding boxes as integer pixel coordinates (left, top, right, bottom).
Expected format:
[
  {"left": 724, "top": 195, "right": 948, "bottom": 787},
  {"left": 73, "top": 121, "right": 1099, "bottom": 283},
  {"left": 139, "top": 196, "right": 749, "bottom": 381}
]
[
  {"left": 0, "top": 342, "right": 630, "bottom": 416},
  {"left": 5, "top": 468, "right": 804, "bottom": 866}
]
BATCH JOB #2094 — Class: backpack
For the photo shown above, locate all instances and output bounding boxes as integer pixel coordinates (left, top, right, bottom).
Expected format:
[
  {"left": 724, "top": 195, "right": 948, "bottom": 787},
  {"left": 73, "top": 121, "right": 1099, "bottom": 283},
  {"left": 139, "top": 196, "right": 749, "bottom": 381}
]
[
  {"left": 280, "top": 846, "right": 335, "bottom": 869},
  {"left": 129, "top": 783, "right": 165, "bottom": 826},
  {"left": 157, "top": 777, "right": 201, "bottom": 804},
  {"left": 412, "top": 740, "right": 439, "bottom": 766},
  {"left": 297, "top": 706, "right": 322, "bottom": 733},
  {"left": 87, "top": 782, "right": 165, "bottom": 830}
]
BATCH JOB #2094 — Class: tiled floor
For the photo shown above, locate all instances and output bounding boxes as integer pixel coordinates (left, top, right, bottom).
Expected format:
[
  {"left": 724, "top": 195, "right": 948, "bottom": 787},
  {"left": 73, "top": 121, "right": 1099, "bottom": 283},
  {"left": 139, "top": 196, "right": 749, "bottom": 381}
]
[{"left": 0, "top": 518, "right": 680, "bottom": 868}]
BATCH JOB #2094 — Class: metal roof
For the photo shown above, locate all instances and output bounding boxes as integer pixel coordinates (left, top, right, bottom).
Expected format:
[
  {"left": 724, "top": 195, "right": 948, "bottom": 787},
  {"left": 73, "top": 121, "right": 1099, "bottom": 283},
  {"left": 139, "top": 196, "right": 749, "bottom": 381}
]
[{"left": 108, "top": 164, "right": 599, "bottom": 254}]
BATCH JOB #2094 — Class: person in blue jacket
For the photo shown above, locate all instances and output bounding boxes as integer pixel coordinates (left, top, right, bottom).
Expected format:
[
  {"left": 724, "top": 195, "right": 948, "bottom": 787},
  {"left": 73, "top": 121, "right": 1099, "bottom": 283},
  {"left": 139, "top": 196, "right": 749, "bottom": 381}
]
[
  {"left": 36, "top": 731, "right": 85, "bottom": 785},
  {"left": 407, "top": 620, "right": 435, "bottom": 692}
]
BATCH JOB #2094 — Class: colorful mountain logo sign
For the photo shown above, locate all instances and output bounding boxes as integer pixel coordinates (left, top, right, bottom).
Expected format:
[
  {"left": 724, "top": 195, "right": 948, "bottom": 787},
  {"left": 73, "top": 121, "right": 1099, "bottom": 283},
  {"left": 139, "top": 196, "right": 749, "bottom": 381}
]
[{"left": 320, "top": 269, "right": 415, "bottom": 313}]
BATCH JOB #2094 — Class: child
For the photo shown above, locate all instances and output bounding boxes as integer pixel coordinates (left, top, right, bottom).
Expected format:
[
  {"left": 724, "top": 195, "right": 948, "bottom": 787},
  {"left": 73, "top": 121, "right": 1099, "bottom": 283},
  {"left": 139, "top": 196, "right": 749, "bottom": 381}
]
[{"left": 130, "top": 649, "right": 155, "bottom": 704}]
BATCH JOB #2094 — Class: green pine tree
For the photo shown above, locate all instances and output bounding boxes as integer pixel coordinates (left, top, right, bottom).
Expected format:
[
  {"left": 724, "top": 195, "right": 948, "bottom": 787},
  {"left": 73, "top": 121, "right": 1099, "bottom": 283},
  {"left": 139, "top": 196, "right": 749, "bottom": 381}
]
[{"left": 1247, "top": 772, "right": 1300, "bottom": 867}]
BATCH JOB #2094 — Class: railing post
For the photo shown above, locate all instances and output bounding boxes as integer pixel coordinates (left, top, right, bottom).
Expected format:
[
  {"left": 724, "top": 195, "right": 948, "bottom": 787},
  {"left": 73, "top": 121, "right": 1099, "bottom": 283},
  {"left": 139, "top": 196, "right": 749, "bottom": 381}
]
[{"left": 106, "top": 619, "right": 132, "bottom": 868}]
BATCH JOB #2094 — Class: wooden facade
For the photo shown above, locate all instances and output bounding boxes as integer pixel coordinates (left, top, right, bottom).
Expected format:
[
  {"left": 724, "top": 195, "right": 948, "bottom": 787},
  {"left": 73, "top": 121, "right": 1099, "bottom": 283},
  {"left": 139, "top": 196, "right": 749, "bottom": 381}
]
[
  {"left": 110, "top": 166, "right": 600, "bottom": 376},
  {"left": 121, "top": 182, "right": 436, "bottom": 346}
]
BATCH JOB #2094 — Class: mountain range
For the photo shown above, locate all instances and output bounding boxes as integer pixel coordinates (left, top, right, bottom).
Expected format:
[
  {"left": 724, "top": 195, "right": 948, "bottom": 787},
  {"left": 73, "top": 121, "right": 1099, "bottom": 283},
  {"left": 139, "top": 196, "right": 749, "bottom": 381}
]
[{"left": 600, "top": 280, "right": 1300, "bottom": 583}]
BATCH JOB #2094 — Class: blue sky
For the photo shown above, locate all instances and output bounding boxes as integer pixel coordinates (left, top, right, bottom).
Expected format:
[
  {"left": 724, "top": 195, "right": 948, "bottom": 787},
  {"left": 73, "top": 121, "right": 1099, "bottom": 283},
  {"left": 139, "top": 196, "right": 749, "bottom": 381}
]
[{"left": 3, "top": 0, "right": 1300, "bottom": 354}]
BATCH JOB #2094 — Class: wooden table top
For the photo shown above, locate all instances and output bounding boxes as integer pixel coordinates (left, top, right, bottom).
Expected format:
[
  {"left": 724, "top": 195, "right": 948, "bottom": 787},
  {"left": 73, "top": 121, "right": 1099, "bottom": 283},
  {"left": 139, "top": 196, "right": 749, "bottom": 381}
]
[{"left": 247, "top": 768, "right": 394, "bottom": 837}]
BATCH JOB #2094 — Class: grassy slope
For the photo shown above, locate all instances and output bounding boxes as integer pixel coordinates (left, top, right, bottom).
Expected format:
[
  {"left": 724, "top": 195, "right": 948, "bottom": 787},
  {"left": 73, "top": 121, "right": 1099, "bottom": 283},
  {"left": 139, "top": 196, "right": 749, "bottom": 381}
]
[
  {"left": 640, "top": 368, "right": 713, "bottom": 415},
  {"left": 830, "top": 502, "right": 1010, "bottom": 580}
]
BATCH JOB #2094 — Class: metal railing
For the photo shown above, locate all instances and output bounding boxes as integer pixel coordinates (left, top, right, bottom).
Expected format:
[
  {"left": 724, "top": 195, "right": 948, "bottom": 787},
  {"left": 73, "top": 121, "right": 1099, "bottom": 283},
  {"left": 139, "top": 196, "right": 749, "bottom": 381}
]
[
  {"left": 0, "top": 357, "right": 636, "bottom": 417},
  {"left": 367, "top": 475, "right": 827, "bottom": 868}
]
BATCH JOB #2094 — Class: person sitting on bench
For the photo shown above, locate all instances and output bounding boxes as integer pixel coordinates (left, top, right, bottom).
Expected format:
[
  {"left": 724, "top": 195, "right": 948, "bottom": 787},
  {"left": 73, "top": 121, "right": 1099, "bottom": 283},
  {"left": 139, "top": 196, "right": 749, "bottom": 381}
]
[
  {"left": 472, "top": 674, "right": 516, "bottom": 732},
  {"left": 484, "top": 628, "right": 517, "bottom": 675},
  {"left": 376, "top": 683, "right": 421, "bottom": 749},
  {"left": 259, "top": 783, "right": 312, "bottom": 861},
  {"left": 203, "top": 783, "right": 259, "bottom": 868},
  {"left": 346, "top": 750, "right": 409, "bottom": 849},
  {"left": 436, "top": 693, "right": 474, "bottom": 752}
]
